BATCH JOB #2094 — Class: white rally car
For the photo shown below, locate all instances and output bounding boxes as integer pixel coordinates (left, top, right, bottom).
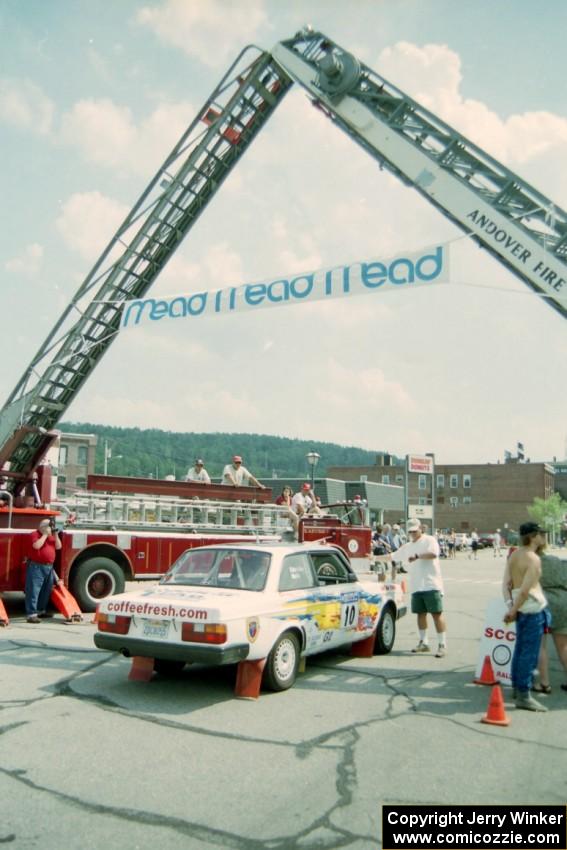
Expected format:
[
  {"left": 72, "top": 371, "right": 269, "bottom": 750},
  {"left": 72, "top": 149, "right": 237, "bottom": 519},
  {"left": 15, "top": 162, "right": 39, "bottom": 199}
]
[{"left": 94, "top": 543, "right": 407, "bottom": 693}]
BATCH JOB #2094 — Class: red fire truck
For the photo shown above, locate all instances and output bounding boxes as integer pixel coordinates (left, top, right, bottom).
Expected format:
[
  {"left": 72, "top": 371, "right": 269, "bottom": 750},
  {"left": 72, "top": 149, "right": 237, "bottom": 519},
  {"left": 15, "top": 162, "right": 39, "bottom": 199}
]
[{"left": 0, "top": 469, "right": 373, "bottom": 614}]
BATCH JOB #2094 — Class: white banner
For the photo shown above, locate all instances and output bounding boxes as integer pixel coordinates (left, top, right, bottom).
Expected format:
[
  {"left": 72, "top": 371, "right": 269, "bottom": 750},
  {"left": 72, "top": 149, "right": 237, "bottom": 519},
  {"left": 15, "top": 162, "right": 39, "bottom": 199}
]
[
  {"left": 475, "top": 598, "right": 516, "bottom": 687},
  {"left": 120, "top": 243, "right": 450, "bottom": 330}
]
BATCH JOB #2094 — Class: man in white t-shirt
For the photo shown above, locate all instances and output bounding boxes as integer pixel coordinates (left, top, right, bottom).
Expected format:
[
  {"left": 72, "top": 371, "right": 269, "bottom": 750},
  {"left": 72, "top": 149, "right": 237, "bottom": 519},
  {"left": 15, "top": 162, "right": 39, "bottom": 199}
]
[
  {"left": 221, "top": 455, "right": 265, "bottom": 488},
  {"left": 185, "top": 459, "right": 211, "bottom": 484},
  {"left": 395, "top": 518, "right": 447, "bottom": 658},
  {"left": 291, "top": 483, "right": 321, "bottom": 518}
]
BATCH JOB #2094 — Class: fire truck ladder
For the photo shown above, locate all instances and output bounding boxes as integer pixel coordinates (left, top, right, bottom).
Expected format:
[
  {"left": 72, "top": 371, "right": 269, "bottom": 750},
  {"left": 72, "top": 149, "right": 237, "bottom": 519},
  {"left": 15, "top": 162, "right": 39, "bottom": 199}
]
[
  {"left": 272, "top": 29, "right": 567, "bottom": 319},
  {"left": 0, "top": 48, "right": 292, "bottom": 487},
  {"left": 64, "top": 492, "right": 291, "bottom": 535}
]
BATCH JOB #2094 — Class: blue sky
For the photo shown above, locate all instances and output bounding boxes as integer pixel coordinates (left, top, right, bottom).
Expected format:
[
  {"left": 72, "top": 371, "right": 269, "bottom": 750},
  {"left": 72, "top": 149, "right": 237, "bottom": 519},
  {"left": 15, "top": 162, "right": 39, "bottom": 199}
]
[{"left": 2, "top": 0, "right": 566, "bottom": 464}]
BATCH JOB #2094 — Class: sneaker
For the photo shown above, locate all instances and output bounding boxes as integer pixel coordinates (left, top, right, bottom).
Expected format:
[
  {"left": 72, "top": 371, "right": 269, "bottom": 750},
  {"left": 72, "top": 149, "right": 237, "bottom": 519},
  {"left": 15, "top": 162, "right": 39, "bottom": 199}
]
[
  {"left": 435, "top": 646, "right": 446, "bottom": 658},
  {"left": 411, "top": 641, "right": 430, "bottom": 653},
  {"left": 515, "top": 693, "right": 548, "bottom": 712},
  {"left": 27, "top": 616, "right": 41, "bottom": 624}
]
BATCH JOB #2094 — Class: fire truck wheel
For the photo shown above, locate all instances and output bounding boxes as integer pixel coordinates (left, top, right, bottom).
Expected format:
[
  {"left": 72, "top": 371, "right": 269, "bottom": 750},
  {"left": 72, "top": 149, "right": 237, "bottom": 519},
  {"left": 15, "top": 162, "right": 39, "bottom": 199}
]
[
  {"left": 154, "top": 659, "right": 186, "bottom": 676},
  {"left": 264, "top": 631, "right": 300, "bottom": 691},
  {"left": 374, "top": 605, "right": 396, "bottom": 655},
  {"left": 72, "top": 557, "right": 126, "bottom": 612}
]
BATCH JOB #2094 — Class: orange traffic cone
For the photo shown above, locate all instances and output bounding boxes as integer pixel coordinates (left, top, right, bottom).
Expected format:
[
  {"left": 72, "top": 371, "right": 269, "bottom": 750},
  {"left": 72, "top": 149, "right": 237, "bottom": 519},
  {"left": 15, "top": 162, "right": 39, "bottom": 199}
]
[
  {"left": 128, "top": 656, "right": 155, "bottom": 682},
  {"left": 481, "top": 684, "right": 510, "bottom": 726},
  {"left": 0, "top": 596, "right": 9, "bottom": 627},
  {"left": 234, "top": 658, "right": 266, "bottom": 699},
  {"left": 474, "top": 654, "right": 497, "bottom": 685}
]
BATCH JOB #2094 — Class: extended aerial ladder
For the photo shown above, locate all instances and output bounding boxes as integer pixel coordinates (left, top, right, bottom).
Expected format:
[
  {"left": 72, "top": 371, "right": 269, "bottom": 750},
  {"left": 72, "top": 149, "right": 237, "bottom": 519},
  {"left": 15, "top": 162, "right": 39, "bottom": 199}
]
[
  {"left": 1, "top": 28, "right": 566, "bottom": 493},
  {"left": 0, "top": 47, "right": 293, "bottom": 493}
]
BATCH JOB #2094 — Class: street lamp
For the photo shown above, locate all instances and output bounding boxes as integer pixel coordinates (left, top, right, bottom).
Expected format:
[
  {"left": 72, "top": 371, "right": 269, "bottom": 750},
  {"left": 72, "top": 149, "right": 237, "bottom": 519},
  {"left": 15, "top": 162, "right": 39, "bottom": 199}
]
[
  {"left": 306, "top": 451, "right": 320, "bottom": 489},
  {"left": 104, "top": 440, "right": 122, "bottom": 475}
]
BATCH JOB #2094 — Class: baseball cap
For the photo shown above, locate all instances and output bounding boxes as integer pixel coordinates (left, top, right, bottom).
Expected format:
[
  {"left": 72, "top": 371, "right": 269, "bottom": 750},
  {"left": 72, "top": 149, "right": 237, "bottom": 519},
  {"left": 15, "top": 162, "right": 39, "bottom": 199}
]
[
  {"left": 302, "top": 483, "right": 311, "bottom": 491},
  {"left": 232, "top": 455, "right": 242, "bottom": 463},
  {"left": 195, "top": 458, "right": 204, "bottom": 465},
  {"left": 407, "top": 519, "right": 421, "bottom": 532},
  {"left": 519, "top": 521, "right": 547, "bottom": 536}
]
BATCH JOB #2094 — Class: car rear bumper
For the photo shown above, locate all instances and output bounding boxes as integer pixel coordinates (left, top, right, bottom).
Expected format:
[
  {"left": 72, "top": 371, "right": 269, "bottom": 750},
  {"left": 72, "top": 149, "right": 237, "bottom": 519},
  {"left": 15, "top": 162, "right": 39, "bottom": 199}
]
[{"left": 94, "top": 633, "right": 250, "bottom": 665}]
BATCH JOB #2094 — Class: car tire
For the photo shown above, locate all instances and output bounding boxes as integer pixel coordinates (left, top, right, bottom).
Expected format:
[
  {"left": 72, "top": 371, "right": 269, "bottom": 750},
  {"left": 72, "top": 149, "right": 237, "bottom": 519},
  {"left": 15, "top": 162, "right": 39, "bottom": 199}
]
[
  {"left": 374, "top": 605, "right": 396, "bottom": 655},
  {"left": 71, "top": 557, "right": 125, "bottom": 612},
  {"left": 264, "top": 631, "right": 300, "bottom": 691},
  {"left": 153, "top": 659, "right": 186, "bottom": 676}
]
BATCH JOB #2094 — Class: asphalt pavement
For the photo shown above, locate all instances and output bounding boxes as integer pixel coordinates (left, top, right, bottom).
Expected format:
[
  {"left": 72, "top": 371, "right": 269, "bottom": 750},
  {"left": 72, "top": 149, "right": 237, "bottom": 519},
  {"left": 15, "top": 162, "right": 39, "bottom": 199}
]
[{"left": 1, "top": 547, "right": 566, "bottom": 849}]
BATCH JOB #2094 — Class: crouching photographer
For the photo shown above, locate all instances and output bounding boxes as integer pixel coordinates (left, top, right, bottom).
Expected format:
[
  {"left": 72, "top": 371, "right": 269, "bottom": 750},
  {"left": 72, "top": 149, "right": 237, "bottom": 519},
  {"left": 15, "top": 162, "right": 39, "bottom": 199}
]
[{"left": 25, "top": 517, "right": 63, "bottom": 624}]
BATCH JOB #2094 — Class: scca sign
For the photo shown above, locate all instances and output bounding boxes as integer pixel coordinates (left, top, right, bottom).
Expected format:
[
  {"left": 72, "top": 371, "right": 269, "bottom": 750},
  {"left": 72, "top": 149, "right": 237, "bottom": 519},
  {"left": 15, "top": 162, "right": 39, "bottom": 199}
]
[{"left": 475, "top": 599, "right": 516, "bottom": 684}]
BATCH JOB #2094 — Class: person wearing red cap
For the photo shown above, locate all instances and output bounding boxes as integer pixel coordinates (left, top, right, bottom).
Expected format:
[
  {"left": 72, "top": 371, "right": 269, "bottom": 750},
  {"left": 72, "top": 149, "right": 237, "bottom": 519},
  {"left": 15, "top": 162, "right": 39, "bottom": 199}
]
[
  {"left": 221, "top": 456, "right": 265, "bottom": 488},
  {"left": 291, "top": 483, "right": 321, "bottom": 518}
]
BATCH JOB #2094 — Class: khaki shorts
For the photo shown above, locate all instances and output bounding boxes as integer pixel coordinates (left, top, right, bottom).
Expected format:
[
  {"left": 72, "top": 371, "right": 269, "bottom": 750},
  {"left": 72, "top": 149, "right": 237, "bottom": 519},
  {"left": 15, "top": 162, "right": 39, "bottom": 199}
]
[{"left": 411, "top": 590, "right": 444, "bottom": 614}]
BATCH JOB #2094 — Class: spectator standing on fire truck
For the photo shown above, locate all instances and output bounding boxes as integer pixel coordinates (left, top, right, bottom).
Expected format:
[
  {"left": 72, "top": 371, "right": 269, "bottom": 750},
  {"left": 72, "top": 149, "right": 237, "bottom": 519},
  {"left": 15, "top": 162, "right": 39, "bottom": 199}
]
[
  {"left": 395, "top": 519, "right": 447, "bottom": 657},
  {"left": 292, "top": 483, "right": 321, "bottom": 517},
  {"left": 185, "top": 459, "right": 211, "bottom": 484},
  {"left": 222, "top": 456, "right": 265, "bottom": 488},
  {"left": 25, "top": 518, "right": 63, "bottom": 624}
]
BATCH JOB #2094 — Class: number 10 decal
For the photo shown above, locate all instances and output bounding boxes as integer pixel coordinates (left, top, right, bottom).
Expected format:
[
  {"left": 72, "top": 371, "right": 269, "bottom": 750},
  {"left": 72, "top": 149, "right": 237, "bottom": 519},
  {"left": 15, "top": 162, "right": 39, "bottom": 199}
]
[{"left": 342, "top": 602, "right": 359, "bottom": 629}]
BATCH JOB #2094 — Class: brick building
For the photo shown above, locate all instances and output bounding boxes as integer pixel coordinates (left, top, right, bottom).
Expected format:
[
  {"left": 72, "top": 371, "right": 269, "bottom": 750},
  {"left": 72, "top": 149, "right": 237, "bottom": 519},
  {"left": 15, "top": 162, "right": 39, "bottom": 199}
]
[
  {"left": 327, "top": 456, "right": 556, "bottom": 538},
  {"left": 57, "top": 432, "right": 98, "bottom": 496}
]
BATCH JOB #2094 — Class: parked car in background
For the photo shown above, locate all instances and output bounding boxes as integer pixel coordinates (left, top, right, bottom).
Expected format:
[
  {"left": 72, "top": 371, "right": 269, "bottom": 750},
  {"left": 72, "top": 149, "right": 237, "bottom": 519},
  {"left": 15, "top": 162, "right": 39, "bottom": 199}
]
[
  {"left": 478, "top": 533, "right": 495, "bottom": 549},
  {"left": 94, "top": 542, "right": 407, "bottom": 694},
  {"left": 454, "top": 533, "right": 470, "bottom": 551}
]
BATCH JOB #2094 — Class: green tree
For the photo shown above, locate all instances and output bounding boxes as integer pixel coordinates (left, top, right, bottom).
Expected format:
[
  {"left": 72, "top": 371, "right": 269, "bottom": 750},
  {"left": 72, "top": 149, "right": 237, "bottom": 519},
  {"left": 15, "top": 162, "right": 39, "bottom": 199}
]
[{"left": 527, "top": 493, "right": 567, "bottom": 544}]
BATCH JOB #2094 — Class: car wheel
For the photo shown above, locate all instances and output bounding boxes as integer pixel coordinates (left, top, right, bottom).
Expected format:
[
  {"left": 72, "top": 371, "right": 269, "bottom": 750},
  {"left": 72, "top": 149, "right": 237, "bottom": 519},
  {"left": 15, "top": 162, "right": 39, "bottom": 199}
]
[
  {"left": 71, "top": 557, "right": 125, "bottom": 612},
  {"left": 154, "top": 659, "right": 186, "bottom": 676},
  {"left": 374, "top": 606, "right": 396, "bottom": 655},
  {"left": 264, "top": 631, "right": 300, "bottom": 691}
]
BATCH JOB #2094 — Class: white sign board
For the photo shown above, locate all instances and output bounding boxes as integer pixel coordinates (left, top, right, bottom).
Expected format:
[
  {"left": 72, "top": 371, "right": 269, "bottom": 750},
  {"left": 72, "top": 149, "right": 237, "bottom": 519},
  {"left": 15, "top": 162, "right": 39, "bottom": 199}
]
[
  {"left": 475, "top": 598, "right": 516, "bottom": 687},
  {"left": 407, "top": 455, "right": 433, "bottom": 474},
  {"left": 408, "top": 504, "right": 433, "bottom": 519}
]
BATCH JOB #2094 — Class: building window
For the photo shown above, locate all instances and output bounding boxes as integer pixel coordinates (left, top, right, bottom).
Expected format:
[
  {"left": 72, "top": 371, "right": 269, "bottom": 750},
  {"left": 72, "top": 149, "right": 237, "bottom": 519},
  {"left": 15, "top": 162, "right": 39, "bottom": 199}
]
[
  {"left": 77, "top": 445, "right": 88, "bottom": 465},
  {"left": 450, "top": 474, "right": 458, "bottom": 488},
  {"left": 359, "top": 474, "right": 368, "bottom": 482},
  {"left": 382, "top": 474, "right": 390, "bottom": 485},
  {"left": 436, "top": 474, "right": 445, "bottom": 489},
  {"left": 418, "top": 475, "right": 427, "bottom": 490},
  {"left": 76, "top": 477, "right": 87, "bottom": 490},
  {"left": 418, "top": 496, "right": 427, "bottom": 506},
  {"left": 462, "top": 496, "right": 472, "bottom": 504},
  {"left": 450, "top": 496, "right": 459, "bottom": 507},
  {"left": 59, "top": 446, "right": 68, "bottom": 465},
  {"left": 463, "top": 474, "right": 472, "bottom": 488},
  {"left": 437, "top": 496, "right": 445, "bottom": 504}
]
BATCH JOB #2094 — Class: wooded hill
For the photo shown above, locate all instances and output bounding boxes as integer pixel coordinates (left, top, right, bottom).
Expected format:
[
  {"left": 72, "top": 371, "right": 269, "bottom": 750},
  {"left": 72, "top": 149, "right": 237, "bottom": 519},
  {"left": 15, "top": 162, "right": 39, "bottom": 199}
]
[{"left": 60, "top": 422, "right": 395, "bottom": 481}]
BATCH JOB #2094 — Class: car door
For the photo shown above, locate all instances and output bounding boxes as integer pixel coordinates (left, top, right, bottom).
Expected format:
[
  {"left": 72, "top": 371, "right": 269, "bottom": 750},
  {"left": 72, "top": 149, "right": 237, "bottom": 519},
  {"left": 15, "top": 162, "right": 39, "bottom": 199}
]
[{"left": 306, "top": 550, "right": 367, "bottom": 650}]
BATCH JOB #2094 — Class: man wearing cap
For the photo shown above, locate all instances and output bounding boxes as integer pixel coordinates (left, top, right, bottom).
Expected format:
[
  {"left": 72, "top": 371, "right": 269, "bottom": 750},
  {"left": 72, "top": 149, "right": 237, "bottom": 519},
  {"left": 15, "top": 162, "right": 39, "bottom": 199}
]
[
  {"left": 221, "top": 456, "right": 265, "bottom": 488},
  {"left": 25, "top": 518, "right": 63, "bottom": 624},
  {"left": 185, "top": 459, "right": 211, "bottom": 484},
  {"left": 291, "top": 483, "right": 321, "bottom": 518},
  {"left": 503, "top": 521, "right": 550, "bottom": 712},
  {"left": 394, "top": 519, "right": 447, "bottom": 657}
]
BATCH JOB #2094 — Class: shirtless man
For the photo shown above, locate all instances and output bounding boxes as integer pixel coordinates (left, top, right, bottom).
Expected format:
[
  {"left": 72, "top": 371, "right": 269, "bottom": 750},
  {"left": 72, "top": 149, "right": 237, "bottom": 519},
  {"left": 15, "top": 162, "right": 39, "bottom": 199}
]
[{"left": 503, "top": 521, "right": 550, "bottom": 712}]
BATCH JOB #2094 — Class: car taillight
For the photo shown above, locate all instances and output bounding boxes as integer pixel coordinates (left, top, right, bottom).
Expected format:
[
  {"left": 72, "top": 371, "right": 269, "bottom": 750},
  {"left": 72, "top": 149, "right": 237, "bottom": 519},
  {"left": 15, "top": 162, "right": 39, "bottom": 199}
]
[
  {"left": 98, "top": 614, "right": 131, "bottom": 635},
  {"left": 182, "top": 622, "right": 227, "bottom": 644}
]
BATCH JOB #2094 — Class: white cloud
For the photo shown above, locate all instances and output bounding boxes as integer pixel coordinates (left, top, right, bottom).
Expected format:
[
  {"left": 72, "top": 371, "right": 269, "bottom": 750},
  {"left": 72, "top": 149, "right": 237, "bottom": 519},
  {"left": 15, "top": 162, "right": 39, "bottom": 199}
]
[
  {"left": 55, "top": 191, "right": 130, "bottom": 261},
  {"left": 377, "top": 42, "right": 567, "bottom": 170},
  {"left": 59, "top": 98, "right": 195, "bottom": 175},
  {"left": 0, "top": 77, "right": 54, "bottom": 135},
  {"left": 136, "top": 0, "right": 268, "bottom": 67},
  {"left": 59, "top": 98, "right": 136, "bottom": 167},
  {"left": 4, "top": 243, "right": 44, "bottom": 276}
]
